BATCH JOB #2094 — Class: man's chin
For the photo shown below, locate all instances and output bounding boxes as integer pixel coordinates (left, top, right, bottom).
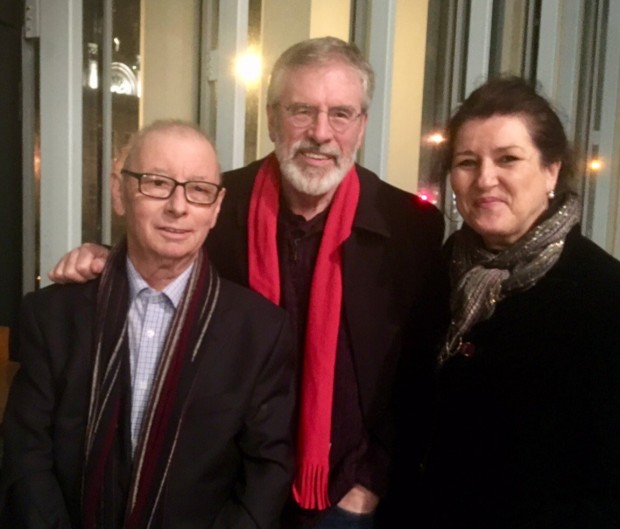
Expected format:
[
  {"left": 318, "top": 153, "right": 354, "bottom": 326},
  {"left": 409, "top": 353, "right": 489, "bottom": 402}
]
[
  {"left": 281, "top": 160, "right": 350, "bottom": 197},
  {"left": 290, "top": 173, "right": 343, "bottom": 196}
]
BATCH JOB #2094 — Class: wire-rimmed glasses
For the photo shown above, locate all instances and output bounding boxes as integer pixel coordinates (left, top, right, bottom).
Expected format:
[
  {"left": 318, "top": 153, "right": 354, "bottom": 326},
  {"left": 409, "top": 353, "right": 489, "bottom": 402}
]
[{"left": 278, "top": 103, "right": 364, "bottom": 133}]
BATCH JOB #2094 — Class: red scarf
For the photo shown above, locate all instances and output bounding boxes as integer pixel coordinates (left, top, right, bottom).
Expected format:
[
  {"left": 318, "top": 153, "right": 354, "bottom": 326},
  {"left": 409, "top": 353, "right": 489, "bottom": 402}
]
[{"left": 248, "top": 153, "right": 360, "bottom": 509}]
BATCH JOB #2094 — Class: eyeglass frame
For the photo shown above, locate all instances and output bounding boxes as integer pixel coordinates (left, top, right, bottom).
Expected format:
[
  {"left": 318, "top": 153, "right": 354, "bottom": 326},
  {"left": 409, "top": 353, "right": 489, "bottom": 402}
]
[
  {"left": 120, "top": 169, "right": 224, "bottom": 205},
  {"left": 275, "top": 102, "right": 365, "bottom": 133}
]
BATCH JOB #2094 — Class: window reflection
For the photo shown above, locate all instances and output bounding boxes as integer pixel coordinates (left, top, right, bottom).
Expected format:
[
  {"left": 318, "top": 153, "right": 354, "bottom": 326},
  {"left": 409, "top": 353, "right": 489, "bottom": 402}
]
[{"left": 82, "top": 0, "right": 141, "bottom": 245}]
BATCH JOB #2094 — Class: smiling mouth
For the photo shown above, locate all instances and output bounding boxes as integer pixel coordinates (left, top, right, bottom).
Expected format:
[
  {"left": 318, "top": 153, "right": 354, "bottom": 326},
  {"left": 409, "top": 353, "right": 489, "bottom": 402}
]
[
  {"left": 160, "top": 227, "right": 189, "bottom": 235},
  {"left": 476, "top": 196, "right": 505, "bottom": 207},
  {"left": 299, "top": 150, "right": 334, "bottom": 161}
]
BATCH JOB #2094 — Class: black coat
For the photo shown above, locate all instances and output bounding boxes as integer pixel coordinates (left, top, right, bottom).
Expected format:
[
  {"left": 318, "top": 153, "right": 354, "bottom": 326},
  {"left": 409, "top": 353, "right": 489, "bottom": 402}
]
[
  {"left": 1, "top": 277, "right": 297, "bottom": 529},
  {"left": 422, "top": 226, "right": 620, "bottom": 528},
  {"left": 207, "top": 158, "right": 449, "bottom": 523}
]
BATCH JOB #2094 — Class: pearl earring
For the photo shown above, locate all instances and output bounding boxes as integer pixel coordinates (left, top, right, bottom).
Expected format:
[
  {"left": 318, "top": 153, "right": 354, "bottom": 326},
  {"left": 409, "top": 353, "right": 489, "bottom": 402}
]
[{"left": 548, "top": 190, "right": 555, "bottom": 200}]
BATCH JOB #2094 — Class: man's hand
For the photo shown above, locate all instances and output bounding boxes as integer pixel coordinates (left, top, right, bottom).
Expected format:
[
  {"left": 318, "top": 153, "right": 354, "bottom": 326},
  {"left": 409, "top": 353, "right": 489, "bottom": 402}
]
[
  {"left": 337, "top": 484, "right": 379, "bottom": 514},
  {"left": 47, "top": 243, "right": 110, "bottom": 284}
]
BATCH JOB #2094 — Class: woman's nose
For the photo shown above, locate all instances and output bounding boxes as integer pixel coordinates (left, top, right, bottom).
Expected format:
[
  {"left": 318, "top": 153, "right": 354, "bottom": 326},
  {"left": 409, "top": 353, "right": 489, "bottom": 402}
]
[{"left": 475, "top": 159, "right": 498, "bottom": 188}]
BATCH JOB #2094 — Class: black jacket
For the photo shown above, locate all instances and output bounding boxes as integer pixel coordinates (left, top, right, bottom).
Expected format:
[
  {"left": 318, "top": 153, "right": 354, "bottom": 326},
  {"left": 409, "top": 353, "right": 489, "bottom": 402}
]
[
  {"left": 207, "top": 157, "right": 449, "bottom": 525},
  {"left": 423, "top": 226, "right": 620, "bottom": 528},
  {"left": 1, "top": 277, "right": 297, "bottom": 529}
]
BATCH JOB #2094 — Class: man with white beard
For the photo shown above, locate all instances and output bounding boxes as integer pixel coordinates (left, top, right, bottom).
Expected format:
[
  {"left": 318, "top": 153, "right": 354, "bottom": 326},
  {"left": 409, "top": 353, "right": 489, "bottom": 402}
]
[{"left": 48, "top": 37, "right": 449, "bottom": 529}]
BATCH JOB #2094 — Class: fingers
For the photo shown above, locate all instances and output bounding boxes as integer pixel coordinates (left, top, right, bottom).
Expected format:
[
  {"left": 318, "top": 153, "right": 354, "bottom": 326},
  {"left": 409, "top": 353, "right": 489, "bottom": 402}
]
[
  {"left": 91, "top": 256, "right": 107, "bottom": 274},
  {"left": 47, "top": 243, "right": 110, "bottom": 284},
  {"left": 48, "top": 247, "right": 82, "bottom": 284}
]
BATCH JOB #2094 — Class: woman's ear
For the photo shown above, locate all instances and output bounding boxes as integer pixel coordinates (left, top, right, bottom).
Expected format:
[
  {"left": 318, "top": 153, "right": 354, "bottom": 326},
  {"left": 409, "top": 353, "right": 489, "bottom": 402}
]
[{"left": 546, "top": 161, "right": 561, "bottom": 195}]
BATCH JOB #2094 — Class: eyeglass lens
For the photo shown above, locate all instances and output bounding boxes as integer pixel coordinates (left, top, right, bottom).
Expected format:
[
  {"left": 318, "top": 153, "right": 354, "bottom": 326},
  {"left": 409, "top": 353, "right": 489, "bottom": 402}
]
[
  {"left": 284, "top": 104, "right": 360, "bottom": 132},
  {"left": 139, "top": 173, "right": 219, "bottom": 204}
]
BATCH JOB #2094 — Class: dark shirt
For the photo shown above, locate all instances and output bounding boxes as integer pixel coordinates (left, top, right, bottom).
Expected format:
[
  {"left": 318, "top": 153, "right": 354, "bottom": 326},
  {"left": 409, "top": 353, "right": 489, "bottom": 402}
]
[{"left": 277, "top": 205, "right": 385, "bottom": 528}]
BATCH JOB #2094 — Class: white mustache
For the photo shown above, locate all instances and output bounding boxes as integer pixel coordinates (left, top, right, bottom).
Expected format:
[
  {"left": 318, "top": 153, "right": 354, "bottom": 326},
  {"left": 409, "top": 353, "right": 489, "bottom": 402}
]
[{"left": 294, "top": 142, "right": 340, "bottom": 158}]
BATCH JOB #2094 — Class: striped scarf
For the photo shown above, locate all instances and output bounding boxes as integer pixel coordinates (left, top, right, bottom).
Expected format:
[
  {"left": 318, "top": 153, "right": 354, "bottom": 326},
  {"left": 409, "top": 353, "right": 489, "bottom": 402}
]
[
  {"left": 82, "top": 239, "right": 220, "bottom": 528},
  {"left": 439, "top": 192, "right": 581, "bottom": 366}
]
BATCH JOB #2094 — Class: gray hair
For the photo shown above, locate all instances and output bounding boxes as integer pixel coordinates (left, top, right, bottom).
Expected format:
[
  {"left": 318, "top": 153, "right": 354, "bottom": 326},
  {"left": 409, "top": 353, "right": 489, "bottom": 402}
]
[{"left": 266, "top": 36, "right": 375, "bottom": 112}]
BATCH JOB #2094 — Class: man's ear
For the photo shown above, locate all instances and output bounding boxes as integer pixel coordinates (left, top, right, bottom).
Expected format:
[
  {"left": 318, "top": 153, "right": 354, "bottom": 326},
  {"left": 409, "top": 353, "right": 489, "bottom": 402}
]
[
  {"left": 267, "top": 104, "right": 278, "bottom": 143},
  {"left": 355, "top": 112, "right": 369, "bottom": 150},
  {"left": 111, "top": 171, "right": 126, "bottom": 216},
  {"left": 207, "top": 188, "right": 226, "bottom": 230}
]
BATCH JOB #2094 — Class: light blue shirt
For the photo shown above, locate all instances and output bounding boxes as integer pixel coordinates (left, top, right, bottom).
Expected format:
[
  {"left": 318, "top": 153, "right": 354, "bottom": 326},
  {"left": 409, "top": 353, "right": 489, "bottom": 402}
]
[{"left": 126, "top": 258, "right": 193, "bottom": 451}]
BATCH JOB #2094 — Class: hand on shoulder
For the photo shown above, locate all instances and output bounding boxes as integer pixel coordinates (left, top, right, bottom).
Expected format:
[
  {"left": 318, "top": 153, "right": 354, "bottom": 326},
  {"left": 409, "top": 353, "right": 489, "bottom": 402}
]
[{"left": 47, "top": 243, "right": 109, "bottom": 284}]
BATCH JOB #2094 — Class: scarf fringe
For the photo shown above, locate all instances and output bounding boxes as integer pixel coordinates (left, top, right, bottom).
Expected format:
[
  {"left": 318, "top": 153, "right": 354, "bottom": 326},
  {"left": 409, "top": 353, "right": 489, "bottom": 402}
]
[{"left": 292, "top": 463, "right": 331, "bottom": 510}]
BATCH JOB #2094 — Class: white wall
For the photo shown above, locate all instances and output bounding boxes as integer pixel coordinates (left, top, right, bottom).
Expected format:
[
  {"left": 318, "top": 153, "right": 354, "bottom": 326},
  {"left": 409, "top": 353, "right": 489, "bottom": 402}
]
[
  {"left": 387, "top": 0, "right": 428, "bottom": 192},
  {"left": 141, "top": 0, "right": 201, "bottom": 125}
]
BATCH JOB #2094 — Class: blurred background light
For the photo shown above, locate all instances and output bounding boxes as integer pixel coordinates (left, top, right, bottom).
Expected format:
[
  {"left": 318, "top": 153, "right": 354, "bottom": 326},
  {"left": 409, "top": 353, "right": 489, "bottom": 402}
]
[
  {"left": 235, "top": 49, "right": 262, "bottom": 87},
  {"left": 589, "top": 158, "right": 603, "bottom": 172},
  {"left": 426, "top": 132, "right": 446, "bottom": 145}
]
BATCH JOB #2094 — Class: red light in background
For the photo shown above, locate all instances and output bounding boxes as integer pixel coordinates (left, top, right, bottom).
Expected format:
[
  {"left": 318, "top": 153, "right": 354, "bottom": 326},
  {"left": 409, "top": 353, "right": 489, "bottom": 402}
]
[{"left": 416, "top": 186, "right": 439, "bottom": 205}]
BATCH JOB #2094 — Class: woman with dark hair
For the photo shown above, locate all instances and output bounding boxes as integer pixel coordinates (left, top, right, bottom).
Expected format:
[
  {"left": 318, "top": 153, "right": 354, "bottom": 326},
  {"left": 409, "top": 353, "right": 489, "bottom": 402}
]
[{"left": 422, "top": 76, "right": 620, "bottom": 528}]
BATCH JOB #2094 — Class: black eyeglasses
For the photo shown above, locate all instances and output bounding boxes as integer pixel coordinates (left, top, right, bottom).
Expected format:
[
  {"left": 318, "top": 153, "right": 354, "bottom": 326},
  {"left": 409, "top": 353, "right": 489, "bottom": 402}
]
[
  {"left": 121, "top": 169, "right": 223, "bottom": 205},
  {"left": 278, "top": 103, "right": 364, "bottom": 133}
]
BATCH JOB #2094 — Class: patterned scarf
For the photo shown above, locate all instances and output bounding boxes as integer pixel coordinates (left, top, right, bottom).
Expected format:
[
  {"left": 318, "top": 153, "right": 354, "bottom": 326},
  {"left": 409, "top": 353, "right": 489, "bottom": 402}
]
[
  {"left": 439, "top": 192, "right": 581, "bottom": 366},
  {"left": 82, "top": 239, "right": 221, "bottom": 529},
  {"left": 248, "top": 153, "right": 360, "bottom": 510}
]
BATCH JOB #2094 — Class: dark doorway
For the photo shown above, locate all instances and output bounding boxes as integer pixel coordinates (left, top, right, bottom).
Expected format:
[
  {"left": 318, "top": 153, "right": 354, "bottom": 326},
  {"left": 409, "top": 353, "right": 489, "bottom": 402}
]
[{"left": 0, "top": 1, "right": 23, "bottom": 328}]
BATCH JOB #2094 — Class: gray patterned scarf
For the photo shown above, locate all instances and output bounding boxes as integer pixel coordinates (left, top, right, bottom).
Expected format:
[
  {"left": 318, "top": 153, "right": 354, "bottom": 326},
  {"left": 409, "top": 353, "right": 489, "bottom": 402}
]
[{"left": 438, "top": 192, "right": 581, "bottom": 366}]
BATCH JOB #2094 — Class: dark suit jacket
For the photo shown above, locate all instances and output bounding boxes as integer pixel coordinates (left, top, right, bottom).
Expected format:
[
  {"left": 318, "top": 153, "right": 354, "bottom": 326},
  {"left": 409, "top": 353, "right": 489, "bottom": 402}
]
[
  {"left": 1, "top": 275, "right": 297, "bottom": 529},
  {"left": 207, "top": 158, "right": 449, "bottom": 522},
  {"left": 422, "top": 227, "right": 620, "bottom": 528}
]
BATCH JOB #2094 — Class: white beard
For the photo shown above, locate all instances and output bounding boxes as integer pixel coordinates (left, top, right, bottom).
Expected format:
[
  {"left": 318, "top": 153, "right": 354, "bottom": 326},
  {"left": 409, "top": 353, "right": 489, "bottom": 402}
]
[{"left": 275, "top": 140, "right": 356, "bottom": 197}]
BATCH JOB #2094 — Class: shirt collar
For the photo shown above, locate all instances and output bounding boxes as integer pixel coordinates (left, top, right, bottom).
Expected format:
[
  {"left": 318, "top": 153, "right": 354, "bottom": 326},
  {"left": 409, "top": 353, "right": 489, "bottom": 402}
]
[
  {"left": 278, "top": 201, "right": 329, "bottom": 237},
  {"left": 126, "top": 258, "right": 194, "bottom": 309}
]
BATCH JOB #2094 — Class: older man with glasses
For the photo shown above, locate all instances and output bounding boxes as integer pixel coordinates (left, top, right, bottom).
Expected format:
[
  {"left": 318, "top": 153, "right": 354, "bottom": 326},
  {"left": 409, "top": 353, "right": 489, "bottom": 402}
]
[
  {"left": 47, "top": 37, "right": 449, "bottom": 528},
  {"left": 1, "top": 120, "right": 297, "bottom": 529}
]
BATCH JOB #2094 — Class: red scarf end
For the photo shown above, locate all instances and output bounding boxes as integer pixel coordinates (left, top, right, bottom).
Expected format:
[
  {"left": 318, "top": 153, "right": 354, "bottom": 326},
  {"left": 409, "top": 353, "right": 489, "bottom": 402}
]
[{"left": 292, "top": 463, "right": 331, "bottom": 510}]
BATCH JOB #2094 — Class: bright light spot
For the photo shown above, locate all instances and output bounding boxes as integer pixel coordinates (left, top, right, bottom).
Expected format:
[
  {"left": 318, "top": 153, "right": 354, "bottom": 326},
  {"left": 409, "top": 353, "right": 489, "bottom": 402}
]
[
  {"left": 88, "top": 60, "right": 99, "bottom": 90},
  {"left": 235, "top": 50, "right": 262, "bottom": 86},
  {"left": 417, "top": 186, "right": 439, "bottom": 205},
  {"left": 426, "top": 132, "right": 446, "bottom": 145},
  {"left": 589, "top": 158, "right": 603, "bottom": 171}
]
